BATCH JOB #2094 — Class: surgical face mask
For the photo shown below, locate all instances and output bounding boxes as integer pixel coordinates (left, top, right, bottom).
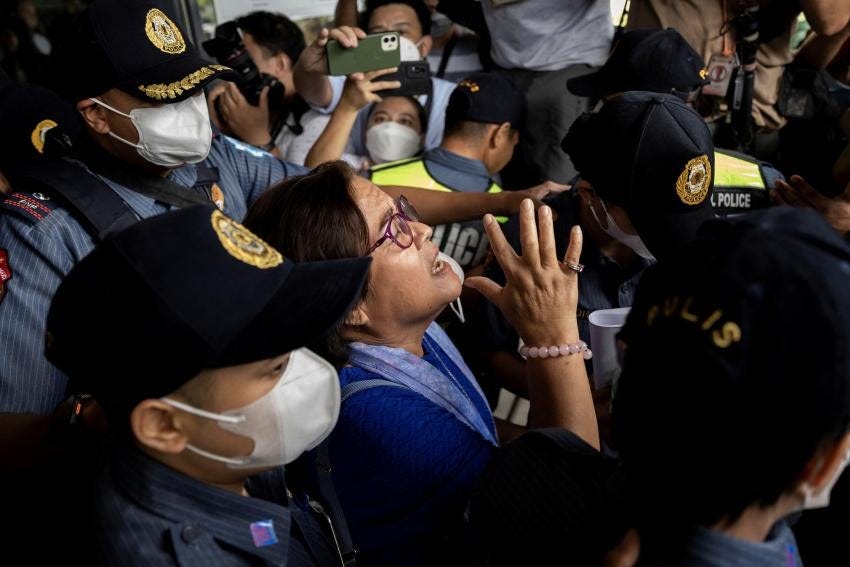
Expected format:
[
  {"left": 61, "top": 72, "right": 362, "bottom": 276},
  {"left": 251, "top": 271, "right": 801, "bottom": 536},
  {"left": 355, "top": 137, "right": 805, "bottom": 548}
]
[
  {"left": 589, "top": 200, "right": 656, "bottom": 261},
  {"left": 801, "top": 443, "right": 850, "bottom": 510},
  {"left": 161, "top": 348, "right": 340, "bottom": 469},
  {"left": 366, "top": 121, "right": 422, "bottom": 164},
  {"left": 399, "top": 35, "right": 423, "bottom": 61},
  {"left": 438, "top": 251, "right": 465, "bottom": 323},
  {"left": 90, "top": 92, "right": 212, "bottom": 167}
]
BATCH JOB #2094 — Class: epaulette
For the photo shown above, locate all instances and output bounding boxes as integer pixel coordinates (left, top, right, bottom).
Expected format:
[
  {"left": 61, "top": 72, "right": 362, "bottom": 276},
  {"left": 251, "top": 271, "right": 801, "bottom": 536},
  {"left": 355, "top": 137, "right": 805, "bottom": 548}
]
[{"left": 0, "top": 190, "right": 59, "bottom": 224}]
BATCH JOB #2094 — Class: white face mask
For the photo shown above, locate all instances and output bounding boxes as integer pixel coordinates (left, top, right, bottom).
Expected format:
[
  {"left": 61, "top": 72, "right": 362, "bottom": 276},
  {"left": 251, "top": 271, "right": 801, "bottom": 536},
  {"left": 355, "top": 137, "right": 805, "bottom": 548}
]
[
  {"left": 589, "top": 200, "right": 656, "bottom": 261},
  {"left": 162, "top": 348, "right": 340, "bottom": 469},
  {"left": 366, "top": 121, "right": 422, "bottom": 164},
  {"left": 90, "top": 92, "right": 212, "bottom": 168},
  {"left": 438, "top": 251, "right": 465, "bottom": 323},
  {"left": 801, "top": 443, "right": 850, "bottom": 510},
  {"left": 399, "top": 35, "right": 423, "bottom": 61}
]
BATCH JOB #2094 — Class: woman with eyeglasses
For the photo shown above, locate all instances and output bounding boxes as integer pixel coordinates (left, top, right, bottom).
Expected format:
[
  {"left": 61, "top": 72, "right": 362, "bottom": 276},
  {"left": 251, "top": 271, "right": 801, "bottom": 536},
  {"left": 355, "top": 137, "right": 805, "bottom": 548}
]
[{"left": 244, "top": 161, "right": 598, "bottom": 566}]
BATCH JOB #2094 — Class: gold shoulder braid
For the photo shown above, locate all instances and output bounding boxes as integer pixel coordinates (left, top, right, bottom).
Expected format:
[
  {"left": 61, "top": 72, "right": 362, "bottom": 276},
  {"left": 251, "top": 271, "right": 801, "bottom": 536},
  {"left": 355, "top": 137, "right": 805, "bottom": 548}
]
[
  {"left": 138, "top": 65, "right": 231, "bottom": 100},
  {"left": 210, "top": 209, "right": 283, "bottom": 269}
]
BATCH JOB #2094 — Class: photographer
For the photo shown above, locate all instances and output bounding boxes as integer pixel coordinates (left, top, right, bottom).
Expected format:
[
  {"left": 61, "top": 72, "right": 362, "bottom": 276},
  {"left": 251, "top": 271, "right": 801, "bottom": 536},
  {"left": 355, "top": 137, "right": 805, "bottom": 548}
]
[
  {"left": 207, "top": 11, "right": 328, "bottom": 164},
  {"left": 294, "top": 0, "right": 456, "bottom": 159}
]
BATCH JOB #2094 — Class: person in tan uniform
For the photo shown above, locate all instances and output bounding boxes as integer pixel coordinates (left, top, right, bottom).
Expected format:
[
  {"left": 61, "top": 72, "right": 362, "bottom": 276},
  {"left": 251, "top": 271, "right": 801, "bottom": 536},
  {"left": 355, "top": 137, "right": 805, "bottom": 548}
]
[{"left": 627, "top": 0, "right": 850, "bottom": 132}]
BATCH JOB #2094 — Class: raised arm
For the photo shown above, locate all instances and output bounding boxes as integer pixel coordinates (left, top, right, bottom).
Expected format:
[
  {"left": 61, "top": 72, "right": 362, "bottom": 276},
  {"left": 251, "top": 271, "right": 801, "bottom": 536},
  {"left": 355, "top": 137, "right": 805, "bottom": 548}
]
[
  {"left": 801, "top": 0, "right": 850, "bottom": 36},
  {"left": 334, "top": 0, "right": 360, "bottom": 28},
  {"left": 294, "top": 26, "right": 365, "bottom": 109},
  {"left": 466, "top": 200, "right": 599, "bottom": 449},
  {"left": 305, "top": 68, "right": 400, "bottom": 168},
  {"left": 379, "top": 181, "right": 570, "bottom": 225}
]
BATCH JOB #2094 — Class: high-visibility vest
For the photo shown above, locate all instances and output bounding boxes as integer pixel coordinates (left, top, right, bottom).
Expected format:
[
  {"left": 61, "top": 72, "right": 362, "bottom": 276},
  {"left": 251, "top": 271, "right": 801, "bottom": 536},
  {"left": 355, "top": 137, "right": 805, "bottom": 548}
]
[
  {"left": 712, "top": 149, "right": 773, "bottom": 214},
  {"left": 370, "top": 157, "right": 508, "bottom": 223}
]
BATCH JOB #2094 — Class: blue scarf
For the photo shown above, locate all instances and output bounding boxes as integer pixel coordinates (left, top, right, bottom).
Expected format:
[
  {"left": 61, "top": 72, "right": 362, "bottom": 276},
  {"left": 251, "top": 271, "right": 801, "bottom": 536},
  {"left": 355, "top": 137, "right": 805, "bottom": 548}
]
[{"left": 348, "top": 322, "right": 498, "bottom": 446}]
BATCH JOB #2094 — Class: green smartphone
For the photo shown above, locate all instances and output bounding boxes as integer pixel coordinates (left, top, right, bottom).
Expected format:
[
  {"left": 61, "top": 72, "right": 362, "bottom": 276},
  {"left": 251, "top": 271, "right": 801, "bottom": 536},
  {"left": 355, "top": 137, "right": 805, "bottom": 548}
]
[{"left": 326, "top": 32, "right": 401, "bottom": 76}]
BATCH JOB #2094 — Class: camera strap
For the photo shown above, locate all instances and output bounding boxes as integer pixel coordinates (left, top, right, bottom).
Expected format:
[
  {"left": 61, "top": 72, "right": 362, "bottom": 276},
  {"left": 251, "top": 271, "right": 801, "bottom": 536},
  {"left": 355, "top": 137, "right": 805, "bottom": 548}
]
[
  {"left": 436, "top": 34, "right": 459, "bottom": 79},
  {"left": 86, "top": 157, "right": 213, "bottom": 209},
  {"left": 423, "top": 78, "right": 435, "bottom": 124}
]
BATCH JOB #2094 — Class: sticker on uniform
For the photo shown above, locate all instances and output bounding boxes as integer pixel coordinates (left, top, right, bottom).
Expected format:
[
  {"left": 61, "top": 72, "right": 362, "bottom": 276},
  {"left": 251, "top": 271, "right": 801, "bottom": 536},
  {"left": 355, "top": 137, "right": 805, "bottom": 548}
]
[
  {"left": 249, "top": 520, "right": 278, "bottom": 548},
  {"left": 0, "top": 249, "right": 11, "bottom": 304},
  {"left": 702, "top": 53, "right": 738, "bottom": 97}
]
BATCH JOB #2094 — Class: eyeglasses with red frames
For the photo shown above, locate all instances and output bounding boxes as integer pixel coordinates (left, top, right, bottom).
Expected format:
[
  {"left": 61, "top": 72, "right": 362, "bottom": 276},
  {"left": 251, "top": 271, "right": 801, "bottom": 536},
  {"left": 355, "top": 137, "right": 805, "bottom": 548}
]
[{"left": 366, "top": 195, "right": 421, "bottom": 255}]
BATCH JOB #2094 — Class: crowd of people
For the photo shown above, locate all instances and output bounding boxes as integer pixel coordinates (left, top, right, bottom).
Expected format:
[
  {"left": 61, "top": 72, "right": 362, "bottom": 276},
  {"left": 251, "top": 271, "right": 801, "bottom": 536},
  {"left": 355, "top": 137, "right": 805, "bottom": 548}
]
[{"left": 2, "top": 0, "right": 850, "bottom": 566}]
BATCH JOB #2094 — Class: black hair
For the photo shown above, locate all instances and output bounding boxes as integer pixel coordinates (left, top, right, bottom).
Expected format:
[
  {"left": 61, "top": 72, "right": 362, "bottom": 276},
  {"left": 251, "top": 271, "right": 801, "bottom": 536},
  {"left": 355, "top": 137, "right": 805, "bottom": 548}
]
[
  {"left": 236, "top": 11, "right": 306, "bottom": 65},
  {"left": 367, "top": 95, "right": 428, "bottom": 133},
  {"left": 243, "top": 162, "right": 370, "bottom": 368},
  {"left": 362, "top": 0, "right": 432, "bottom": 36}
]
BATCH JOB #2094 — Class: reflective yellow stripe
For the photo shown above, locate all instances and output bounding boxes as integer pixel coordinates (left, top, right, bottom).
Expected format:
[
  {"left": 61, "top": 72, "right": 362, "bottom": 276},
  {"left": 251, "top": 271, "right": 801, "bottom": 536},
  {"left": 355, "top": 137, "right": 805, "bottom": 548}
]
[
  {"left": 370, "top": 158, "right": 507, "bottom": 222},
  {"left": 714, "top": 150, "right": 766, "bottom": 190}
]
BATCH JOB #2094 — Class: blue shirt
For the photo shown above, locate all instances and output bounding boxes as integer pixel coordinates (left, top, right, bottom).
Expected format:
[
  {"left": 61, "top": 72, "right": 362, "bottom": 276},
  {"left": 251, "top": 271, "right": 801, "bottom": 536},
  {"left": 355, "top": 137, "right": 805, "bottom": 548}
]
[
  {"left": 670, "top": 521, "right": 803, "bottom": 567},
  {"left": 326, "top": 341, "right": 495, "bottom": 566},
  {"left": 0, "top": 135, "right": 307, "bottom": 414},
  {"left": 95, "top": 442, "right": 336, "bottom": 566}
]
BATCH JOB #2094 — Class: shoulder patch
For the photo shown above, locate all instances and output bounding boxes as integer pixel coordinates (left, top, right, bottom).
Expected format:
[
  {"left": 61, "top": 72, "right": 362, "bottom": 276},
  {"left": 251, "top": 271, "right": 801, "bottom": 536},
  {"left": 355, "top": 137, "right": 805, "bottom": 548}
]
[
  {"left": 1, "top": 191, "right": 57, "bottom": 223},
  {"left": 0, "top": 249, "right": 10, "bottom": 305}
]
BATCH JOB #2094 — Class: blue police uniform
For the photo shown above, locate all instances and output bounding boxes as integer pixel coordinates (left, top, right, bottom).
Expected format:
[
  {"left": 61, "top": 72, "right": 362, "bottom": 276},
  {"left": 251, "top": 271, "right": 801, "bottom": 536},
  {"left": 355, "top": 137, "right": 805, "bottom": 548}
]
[
  {"left": 95, "top": 443, "right": 338, "bottom": 566},
  {"left": 0, "top": 134, "right": 308, "bottom": 414}
]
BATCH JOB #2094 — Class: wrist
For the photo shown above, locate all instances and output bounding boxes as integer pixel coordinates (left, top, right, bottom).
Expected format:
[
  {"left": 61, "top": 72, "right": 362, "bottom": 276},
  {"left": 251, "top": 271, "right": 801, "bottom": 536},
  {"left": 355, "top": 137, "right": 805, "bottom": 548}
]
[{"left": 520, "top": 322, "right": 580, "bottom": 346}]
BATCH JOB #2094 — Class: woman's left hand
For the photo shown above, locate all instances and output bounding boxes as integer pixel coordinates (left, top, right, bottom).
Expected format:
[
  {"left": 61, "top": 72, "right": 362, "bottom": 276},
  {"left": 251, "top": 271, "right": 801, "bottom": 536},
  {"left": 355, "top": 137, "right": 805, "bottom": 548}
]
[{"left": 466, "top": 199, "right": 583, "bottom": 346}]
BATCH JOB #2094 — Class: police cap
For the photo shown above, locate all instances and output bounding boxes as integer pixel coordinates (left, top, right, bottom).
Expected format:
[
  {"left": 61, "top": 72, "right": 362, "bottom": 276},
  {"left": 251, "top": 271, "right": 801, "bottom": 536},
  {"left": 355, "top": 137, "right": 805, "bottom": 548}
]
[
  {"left": 562, "top": 91, "right": 715, "bottom": 260},
  {"left": 63, "top": 0, "right": 236, "bottom": 103},
  {"left": 46, "top": 206, "right": 370, "bottom": 404},
  {"left": 567, "top": 28, "right": 708, "bottom": 100},
  {"left": 445, "top": 72, "right": 526, "bottom": 130}
]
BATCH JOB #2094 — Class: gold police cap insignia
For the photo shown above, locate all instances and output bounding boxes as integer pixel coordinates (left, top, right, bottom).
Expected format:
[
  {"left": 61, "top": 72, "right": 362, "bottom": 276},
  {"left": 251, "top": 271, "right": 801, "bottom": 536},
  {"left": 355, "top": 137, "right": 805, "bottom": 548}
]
[
  {"left": 145, "top": 8, "right": 186, "bottom": 55},
  {"left": 211, "top": 210, "right": 283, "bottom": 269},
  {"left": 676, "top": 154, "right": 711, "bottom": 205},
  {"left": 459, "top": 79, "right": 479, "bottom": 93},
  {"left": 30, "top": 119, "right": 57, "bottom": 154}
]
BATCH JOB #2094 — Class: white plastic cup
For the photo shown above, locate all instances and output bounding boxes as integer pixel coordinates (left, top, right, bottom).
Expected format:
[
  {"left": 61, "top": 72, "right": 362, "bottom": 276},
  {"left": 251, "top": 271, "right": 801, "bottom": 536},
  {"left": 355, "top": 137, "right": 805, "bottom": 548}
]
[{"left": 588, "top": 307, "right": 631, "bottom": 390}]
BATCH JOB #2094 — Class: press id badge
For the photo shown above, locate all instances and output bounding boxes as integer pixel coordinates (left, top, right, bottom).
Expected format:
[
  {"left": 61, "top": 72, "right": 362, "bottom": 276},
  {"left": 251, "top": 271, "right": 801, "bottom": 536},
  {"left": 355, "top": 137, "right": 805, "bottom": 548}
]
[{"left": 702, "top": 53, "right": 739, "bottom": 97}]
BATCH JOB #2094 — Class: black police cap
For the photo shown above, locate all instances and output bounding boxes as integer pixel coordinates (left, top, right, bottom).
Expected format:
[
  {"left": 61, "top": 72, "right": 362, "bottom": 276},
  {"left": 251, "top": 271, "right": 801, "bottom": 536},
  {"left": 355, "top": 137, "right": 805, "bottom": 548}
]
[
  {"left": 63, "top": 0, "right": 236, "bottom": 103},
  {"left": 562, "top": 91, "right": 715, "bottom": 260},
  {"left": 46, "top": 206, "right": 370, "bottom": 404},
  {"left": 616, "top": 206, "right": 850, "bottom": 442},
  {"left": 445, "top": 72, "right": 527, "bottom": 130},
  {"left": 568, "top": 28, "right": 708, "bottom": 100}
]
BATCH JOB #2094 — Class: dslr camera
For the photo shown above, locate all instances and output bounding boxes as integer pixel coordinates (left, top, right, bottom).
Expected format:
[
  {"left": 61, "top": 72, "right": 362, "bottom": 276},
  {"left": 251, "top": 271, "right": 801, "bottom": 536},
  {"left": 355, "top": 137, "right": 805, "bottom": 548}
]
[{"left": 203, "top": 21, "right": 284, "bottom": 107}]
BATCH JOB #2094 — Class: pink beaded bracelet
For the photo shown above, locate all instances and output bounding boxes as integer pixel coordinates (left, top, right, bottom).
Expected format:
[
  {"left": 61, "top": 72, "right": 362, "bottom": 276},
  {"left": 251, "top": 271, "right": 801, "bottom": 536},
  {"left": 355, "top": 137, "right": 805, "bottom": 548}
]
[{"left": 519, "top": 341, "right": 593, "bottom": 360}]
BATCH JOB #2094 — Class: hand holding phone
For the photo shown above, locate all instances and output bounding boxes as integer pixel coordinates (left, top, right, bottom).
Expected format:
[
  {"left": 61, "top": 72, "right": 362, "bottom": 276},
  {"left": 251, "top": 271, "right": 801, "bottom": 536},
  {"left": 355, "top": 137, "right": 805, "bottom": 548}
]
[
  {"left": 375, "top": 61, "right": 431, "bottom": 97},
  {"left": 326, "top": 32, "right": 401, "bottom": 76}
]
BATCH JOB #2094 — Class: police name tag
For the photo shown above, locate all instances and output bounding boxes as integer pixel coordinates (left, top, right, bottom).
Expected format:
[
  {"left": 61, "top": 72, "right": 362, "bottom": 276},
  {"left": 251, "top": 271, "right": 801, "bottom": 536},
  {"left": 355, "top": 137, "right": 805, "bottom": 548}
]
[{"left": 703, "top": 53, "right": 738, "bottom": 97}]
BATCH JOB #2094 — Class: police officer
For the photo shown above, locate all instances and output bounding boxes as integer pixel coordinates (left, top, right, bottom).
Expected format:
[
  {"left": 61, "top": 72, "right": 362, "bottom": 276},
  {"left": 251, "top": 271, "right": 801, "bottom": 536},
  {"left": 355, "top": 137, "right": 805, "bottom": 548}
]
[
  {"left": 370, "top": 73, "right": 567, "bottom": 270},
  {"left": 0, "top": 0, "right": 312, "bottom": 419},
  {"left": 566, "top": 27, "right": 784, "bottom": 217},
  {"left": 45, "top": 205, "right": 371, "bottom": 565}
]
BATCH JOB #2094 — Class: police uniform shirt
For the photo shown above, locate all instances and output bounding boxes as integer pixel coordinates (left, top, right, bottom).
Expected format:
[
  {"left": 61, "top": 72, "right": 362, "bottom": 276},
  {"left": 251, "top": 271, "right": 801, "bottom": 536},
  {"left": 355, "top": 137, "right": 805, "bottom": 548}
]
[
  {"left": 95, "top": 442, "right": 337, "bottom": 566},
  {"left": 0, "top": 134, "right": 308, "bottom": 414}
]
